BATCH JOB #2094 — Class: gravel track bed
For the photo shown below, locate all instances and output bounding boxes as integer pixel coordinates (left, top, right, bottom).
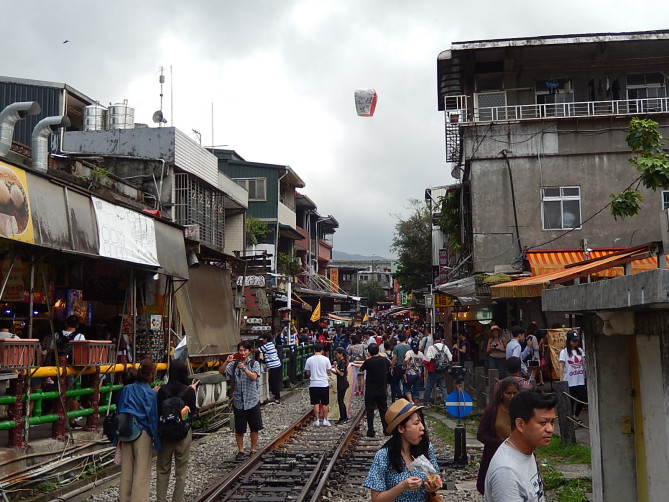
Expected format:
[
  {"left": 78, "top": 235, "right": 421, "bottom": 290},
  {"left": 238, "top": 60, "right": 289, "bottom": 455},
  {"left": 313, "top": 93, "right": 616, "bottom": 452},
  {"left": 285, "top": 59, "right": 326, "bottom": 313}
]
[{"left": 88, "top": 389, "right": 483, "bottom": 501}]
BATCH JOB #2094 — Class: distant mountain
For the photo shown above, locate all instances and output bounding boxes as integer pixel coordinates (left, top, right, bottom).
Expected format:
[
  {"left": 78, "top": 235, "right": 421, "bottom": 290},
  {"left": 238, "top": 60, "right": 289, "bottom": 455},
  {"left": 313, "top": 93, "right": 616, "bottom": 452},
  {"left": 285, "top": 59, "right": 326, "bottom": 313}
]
[{"left": 332, "top": 250, "right": 391, "bottom": 261}]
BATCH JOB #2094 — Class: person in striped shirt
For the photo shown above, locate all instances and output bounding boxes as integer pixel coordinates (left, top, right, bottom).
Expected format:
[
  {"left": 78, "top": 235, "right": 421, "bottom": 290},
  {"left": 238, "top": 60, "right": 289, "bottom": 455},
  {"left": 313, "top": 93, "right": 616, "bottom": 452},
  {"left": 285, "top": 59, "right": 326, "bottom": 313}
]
[{"left": 258, "top": 333, "right": 282, "bottom": 404}]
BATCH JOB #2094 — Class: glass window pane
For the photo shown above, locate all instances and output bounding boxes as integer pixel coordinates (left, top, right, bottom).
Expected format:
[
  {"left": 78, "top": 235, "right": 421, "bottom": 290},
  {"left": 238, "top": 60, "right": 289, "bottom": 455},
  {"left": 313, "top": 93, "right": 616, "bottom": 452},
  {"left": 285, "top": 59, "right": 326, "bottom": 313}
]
[
  {"left": 627, "top": 74, "right": 644, "bottom": 86},
  {"left": 562, "top": 200, "right": 581, "bottom": 229},
  {"left": 234, "top": 179, "right": 246, "bottom": 189},
  {"left": 561, "top": 187, "right": 580, "bottom": 197},
  {"left": 256, "top": 179, "right": 266, "bottom": 200},
  {"left": 543, "top": 188, "right": 560, "bottom": 198},
  {"left": 663, "top": 191, "right": 669, "bottom": 210},
  {"left": 646, "top": 72, "right": 664, "bottom": 85},
  {"left": 543, "top": 200, "right": 562, "bottom": 229},
  {"left": 248, "top": 180, "right": 257, "bottom": 199}
]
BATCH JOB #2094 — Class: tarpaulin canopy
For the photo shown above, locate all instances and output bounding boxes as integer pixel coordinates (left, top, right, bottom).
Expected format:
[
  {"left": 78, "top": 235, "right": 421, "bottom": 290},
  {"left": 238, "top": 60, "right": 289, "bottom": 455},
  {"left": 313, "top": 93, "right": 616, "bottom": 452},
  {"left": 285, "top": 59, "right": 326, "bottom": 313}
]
[
  {"left": 175, "top": 264, "right": 240, "bottom": 356},
  {"left": 435, "top": 276, "right": 479, "bottom": 305}
]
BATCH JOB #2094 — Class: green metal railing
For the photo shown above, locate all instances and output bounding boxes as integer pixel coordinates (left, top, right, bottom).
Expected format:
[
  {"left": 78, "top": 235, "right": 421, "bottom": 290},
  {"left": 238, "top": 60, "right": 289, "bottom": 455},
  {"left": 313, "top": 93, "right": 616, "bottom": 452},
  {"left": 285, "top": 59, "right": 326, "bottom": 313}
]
[{"left": 0, "top": 382, "right": 122, "bottom": 430}]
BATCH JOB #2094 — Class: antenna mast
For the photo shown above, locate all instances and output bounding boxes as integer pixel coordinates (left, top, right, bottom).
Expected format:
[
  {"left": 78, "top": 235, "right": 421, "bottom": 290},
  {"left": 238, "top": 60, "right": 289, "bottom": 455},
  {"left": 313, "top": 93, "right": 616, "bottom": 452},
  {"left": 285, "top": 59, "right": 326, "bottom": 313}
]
[{"left": 158, "top": 67, "right": 165, "bottom": 127}]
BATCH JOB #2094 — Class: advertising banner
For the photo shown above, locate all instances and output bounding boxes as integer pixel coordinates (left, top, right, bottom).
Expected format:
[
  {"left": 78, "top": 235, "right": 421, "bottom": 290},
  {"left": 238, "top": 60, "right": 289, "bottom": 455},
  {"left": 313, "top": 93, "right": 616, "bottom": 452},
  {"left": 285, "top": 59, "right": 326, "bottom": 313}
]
[
  {"left": 0, "top": 161, "right": 34, "bottom": 244},
  {"left": 92, "top": 197, "right": 159, "bottom": 266}
]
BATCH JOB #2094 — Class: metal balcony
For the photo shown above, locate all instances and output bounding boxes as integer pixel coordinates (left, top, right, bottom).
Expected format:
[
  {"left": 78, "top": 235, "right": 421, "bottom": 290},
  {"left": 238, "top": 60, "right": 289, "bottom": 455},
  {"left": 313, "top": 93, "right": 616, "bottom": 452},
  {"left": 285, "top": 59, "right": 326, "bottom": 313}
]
[{"left": 445, "top": 95, "right": 669, "bottom": 124}]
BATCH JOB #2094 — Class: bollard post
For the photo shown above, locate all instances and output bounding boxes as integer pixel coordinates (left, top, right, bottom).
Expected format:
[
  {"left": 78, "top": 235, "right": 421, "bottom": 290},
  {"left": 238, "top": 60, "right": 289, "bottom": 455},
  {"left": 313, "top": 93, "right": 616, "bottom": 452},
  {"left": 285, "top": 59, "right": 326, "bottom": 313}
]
[
  {"left": 487, "top": 369, "right": 499, "bottom": 406},
  {"left": 463, "top": 361, "right": 474, "bottom": 392},
  {"left": 473, "top": 367, "right": 484, "bottom": 409},
  {"left": 453, "top": 424, "right": 468, "bottom": 467},
  {"left": 554, "top": 380, "right": 576, "bottom": 445}
]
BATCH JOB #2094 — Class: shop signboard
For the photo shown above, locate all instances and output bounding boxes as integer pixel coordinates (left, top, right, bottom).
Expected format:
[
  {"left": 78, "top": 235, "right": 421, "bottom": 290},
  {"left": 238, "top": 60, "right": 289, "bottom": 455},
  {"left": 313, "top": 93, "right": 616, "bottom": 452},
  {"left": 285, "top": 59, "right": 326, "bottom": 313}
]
[
  {"left": 435, "top": 293, "right": 454, "bottom": 308},
  {"left": 330, "top": 268, "right": 339, "bottom": 292}
]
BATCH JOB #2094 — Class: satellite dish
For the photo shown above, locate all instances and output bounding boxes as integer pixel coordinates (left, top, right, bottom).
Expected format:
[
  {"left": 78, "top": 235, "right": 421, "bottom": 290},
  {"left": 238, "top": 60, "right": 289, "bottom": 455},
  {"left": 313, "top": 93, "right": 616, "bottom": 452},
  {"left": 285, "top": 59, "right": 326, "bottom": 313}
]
[{"left": 152, "top": 110, "right": 166, "bottom": 124}]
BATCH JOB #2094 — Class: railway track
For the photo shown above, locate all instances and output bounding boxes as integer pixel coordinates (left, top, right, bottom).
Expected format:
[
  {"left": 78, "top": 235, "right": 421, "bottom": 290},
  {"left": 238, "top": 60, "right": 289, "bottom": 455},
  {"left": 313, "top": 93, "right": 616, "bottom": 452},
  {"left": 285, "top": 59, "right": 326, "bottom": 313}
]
[{"left": 196, "top": 407, "right": 367, "bottom": 502}]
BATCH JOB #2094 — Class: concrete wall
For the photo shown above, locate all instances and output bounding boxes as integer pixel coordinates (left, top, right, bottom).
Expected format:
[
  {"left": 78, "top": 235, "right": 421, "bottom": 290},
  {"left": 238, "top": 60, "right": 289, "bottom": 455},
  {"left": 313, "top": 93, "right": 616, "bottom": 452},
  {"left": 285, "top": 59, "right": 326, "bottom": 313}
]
[
  {"left": 545, "top": 278, "right": 669, "bottom": 501},
  {"left": 224, "top": 212, "right": 245, "bottom": 257},
  {"left": 464, "top": 117, "right": 667, "bottom": 273},
  {"left": 582, "top": 315, "right": 637, "bottom": 502}
]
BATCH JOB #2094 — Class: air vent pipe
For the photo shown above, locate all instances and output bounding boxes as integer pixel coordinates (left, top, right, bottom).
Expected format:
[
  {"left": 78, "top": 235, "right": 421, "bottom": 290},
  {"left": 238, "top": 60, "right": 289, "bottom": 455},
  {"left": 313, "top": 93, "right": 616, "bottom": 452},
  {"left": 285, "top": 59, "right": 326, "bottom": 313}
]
[
  {"left": 0, "top": 102, "right": 41, "bottom": 157},
  {"left": 31, "top": 116, "right": 70, "bottom": 173}
]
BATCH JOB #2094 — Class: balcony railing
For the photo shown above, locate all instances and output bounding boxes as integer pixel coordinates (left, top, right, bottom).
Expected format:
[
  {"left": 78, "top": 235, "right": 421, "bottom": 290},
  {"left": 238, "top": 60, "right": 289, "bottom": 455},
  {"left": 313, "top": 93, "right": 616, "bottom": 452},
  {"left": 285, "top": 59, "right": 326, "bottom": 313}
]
[{"left": 447, "top": 95, "right": 669, "bottom": 123}]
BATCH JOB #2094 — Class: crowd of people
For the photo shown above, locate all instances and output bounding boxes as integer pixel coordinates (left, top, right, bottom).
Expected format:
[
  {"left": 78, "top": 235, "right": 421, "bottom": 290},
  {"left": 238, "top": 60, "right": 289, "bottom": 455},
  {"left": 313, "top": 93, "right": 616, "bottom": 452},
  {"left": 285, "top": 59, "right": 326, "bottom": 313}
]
[
  {"left": 37, "top": 314, "right": 580, "bottom": 501},
  {"left": 272, "top": 319, "right": 584, "bottom": 501}
]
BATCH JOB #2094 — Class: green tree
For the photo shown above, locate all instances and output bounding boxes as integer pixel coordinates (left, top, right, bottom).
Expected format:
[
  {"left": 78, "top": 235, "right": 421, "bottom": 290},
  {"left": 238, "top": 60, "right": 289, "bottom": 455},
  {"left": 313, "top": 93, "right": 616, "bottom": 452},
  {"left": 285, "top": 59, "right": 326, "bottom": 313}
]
[
  {"left": 391, "top": 199, "right": 432, "bottom": 292},
  {"left": 611, "top": 117, "right": 669, "bottom": 219},
  {"left": 358, "top": 280, "right": 385, "bottom": 306},
  {"left": 246, "top": 216, "right": 270, "bottom": 246},
  {"left": 436, "top": 188, "right": 461, "bottom": 253}
]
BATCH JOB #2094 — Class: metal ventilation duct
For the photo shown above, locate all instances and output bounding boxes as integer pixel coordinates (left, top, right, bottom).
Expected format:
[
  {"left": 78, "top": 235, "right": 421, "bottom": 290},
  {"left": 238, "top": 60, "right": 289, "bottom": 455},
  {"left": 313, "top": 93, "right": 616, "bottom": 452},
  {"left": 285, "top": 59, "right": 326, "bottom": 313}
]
[
  {"left": 31, "top": 116, "right": 70, "bottom": 173},
  {"left": 0, "top": 102, "right": 41, "bottom": 157}
]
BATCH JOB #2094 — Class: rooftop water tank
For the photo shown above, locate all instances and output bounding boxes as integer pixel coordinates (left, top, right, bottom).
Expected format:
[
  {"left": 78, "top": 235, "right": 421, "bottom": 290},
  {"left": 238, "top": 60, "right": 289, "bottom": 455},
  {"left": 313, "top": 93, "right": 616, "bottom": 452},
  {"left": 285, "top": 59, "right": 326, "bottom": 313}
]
[
  {"left": 109, "top": 100, "right": 134, "bottom": 130},
  {"left": 83, "top": 104, "right": 107, "bottom": 131}
]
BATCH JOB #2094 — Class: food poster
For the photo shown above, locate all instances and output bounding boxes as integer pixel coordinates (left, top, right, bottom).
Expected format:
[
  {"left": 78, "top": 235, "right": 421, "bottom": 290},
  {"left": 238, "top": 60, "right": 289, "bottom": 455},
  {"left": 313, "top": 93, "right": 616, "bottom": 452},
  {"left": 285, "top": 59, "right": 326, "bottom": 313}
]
[
  {"left": 0, "top": 161, "right": 34, "bottom": 244},
  {"left": 67, "top": 289, "right": 92, "bottom": 326}
]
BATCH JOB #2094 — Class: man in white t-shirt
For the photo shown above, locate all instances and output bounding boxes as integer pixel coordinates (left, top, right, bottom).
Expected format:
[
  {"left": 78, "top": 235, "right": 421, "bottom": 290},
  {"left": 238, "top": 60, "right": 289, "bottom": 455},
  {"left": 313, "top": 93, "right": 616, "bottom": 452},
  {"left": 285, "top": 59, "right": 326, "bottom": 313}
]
[
  {"left": 484, "top": 389, "right": 557, "bottom": 501},
  {"left": 304, "top": 343, "right": 333, "bottom": 426}
]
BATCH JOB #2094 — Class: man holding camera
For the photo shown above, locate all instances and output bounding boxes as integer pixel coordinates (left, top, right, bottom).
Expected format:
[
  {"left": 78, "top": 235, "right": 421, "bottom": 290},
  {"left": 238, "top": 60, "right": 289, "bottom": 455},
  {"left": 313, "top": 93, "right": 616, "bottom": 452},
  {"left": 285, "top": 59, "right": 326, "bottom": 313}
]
[{"left": 223, "top": 341, "right": 262, "bottom": 460}]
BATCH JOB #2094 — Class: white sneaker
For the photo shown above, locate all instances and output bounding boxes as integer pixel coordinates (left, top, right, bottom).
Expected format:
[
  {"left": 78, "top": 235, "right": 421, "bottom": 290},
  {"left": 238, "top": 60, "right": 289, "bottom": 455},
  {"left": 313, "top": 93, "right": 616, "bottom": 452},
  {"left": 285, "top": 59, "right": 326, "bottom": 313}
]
[
  {"left": 313, "top": 420, "right": 321, "bottom": 427},
  {"left": 322, "top": 419, "right": 332, "bottom": 426}
]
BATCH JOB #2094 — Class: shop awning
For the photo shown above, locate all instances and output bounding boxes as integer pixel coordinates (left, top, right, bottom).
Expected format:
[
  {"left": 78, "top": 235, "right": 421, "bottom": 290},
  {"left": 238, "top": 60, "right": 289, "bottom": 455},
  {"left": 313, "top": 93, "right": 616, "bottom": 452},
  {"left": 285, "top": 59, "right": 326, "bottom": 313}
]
[
  {"left": 292, "top": 292, "right": 313, "bottom": 311},
  {"left": 328, "top": 313, "right": 350, "bottom": 321},
  {"left": 435, "top": 276, "right": 479, "bottom": 305},
  {"left": 527, "top": 249, "right": 664, "bottom": 277},
  {"left": 491, "top": 244, "right": 662, "bottom": 298},
  {"left": 21, "top": 163, "right": 189, "bottom": 279},
  {"left": 175, "top": 264, "right": 240, "bottom": 356}
]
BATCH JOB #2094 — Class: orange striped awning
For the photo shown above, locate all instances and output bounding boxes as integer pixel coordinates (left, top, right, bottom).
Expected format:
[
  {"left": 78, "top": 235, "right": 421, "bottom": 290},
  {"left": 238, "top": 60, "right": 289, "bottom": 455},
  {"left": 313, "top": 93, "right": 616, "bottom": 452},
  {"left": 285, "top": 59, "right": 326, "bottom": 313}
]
[
  {"left": 492, "top": 244, "right": 665, "bottom": 298},
  {"left": 527, "top": 249, "right": 666, "bottom": 278}
]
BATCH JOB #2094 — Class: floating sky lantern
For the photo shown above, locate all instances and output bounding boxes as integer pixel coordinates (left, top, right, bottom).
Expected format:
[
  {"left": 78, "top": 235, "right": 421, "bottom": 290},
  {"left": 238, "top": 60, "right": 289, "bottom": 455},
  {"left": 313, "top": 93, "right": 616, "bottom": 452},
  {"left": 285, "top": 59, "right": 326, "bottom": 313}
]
[{"left": 354, "top": 88, "right": 378, "bottom": 117}]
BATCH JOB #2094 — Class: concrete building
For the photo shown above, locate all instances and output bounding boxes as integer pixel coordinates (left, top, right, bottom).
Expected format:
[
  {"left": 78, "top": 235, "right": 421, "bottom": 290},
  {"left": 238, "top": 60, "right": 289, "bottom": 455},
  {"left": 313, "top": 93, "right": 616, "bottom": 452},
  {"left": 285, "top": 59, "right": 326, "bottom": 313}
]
[
  {"left": 437, "top": 29, "right": 669, "bottom": 326},
  {"left": 437, "top": 30, "right": 669, "bottom": 501}
]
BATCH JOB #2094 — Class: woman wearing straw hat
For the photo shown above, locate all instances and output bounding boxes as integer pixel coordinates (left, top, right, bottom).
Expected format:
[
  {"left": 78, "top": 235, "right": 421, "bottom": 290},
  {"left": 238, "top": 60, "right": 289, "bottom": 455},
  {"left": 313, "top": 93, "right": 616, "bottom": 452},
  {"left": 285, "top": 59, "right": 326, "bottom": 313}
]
[{"left": 363, "top": 399, "right": 442, "bottom": 501}]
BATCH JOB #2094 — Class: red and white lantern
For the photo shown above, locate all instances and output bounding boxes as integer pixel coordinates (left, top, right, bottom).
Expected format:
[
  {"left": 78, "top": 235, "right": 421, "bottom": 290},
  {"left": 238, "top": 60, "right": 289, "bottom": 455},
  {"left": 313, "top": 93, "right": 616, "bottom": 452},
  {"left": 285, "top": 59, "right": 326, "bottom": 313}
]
[{"left": 354, "top": 88, "right": 378, "bottom": 117}]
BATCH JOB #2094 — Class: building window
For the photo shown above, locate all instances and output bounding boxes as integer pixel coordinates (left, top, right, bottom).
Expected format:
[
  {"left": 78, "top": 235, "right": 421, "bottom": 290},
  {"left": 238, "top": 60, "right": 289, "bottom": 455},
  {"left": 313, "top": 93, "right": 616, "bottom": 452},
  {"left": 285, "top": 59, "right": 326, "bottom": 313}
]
[
  {"left": 662, "top": 191, "right": 669, "bottom": 210},
  {"left": 542, "top": 187, "right": 581, "bottom": 230},
  {"left": 234, "top": 178, "right": 266, "bottom": 201},
  {"left": 627, "top": 72, "right": 666, "bottom": 99}
]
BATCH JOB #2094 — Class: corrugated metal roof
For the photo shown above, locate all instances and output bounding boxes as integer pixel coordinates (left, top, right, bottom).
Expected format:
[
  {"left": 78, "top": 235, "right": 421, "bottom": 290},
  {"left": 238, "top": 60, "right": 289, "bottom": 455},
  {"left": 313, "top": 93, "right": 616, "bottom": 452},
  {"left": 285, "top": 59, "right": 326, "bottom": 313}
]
[{"left": 0, "top": 75, "right": 95, "bottom": 104}]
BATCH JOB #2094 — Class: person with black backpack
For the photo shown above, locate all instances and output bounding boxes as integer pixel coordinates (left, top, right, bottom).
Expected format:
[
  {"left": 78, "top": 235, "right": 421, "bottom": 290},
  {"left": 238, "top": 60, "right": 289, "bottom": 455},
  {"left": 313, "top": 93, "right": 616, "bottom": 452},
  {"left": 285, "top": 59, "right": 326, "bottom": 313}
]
[
  {"left": 421, "top": 331, "right": 452, "bottom": 407},
  {"left": 156, "top": 359, "right": 198, "bottom": 502},
  {"left": 52, "top": 315, "right": 85, "bottom": 428}
]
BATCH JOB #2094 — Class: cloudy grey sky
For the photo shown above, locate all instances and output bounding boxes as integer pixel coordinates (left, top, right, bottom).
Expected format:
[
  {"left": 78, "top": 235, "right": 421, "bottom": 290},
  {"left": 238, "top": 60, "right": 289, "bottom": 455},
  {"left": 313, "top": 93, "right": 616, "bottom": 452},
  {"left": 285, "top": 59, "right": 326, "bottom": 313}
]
[{"left": 4, "top": 1, "right": 669, "bottom": 258}]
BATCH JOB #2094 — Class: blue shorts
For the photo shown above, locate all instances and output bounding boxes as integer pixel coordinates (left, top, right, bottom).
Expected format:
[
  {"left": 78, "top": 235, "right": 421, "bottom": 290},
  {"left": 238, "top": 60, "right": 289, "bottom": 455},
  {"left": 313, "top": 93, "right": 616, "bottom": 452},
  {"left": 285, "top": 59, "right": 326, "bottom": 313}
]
[{"left": 405, "top": 373, "right": 421, "bottom": 396}]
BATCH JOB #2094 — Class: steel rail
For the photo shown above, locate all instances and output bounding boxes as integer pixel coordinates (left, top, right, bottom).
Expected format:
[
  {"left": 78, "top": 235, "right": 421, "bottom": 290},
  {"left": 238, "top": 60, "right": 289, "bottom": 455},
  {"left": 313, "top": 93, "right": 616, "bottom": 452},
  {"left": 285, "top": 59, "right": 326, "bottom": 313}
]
[
  {"left": 307, "top": 406, "right": 366, "bottom": 502},
  {"left": 195, "top": 406, "right": 366, "bottom": 502},
  {"left": 195, "top": 408, "right": 315, "bottom": 502}
]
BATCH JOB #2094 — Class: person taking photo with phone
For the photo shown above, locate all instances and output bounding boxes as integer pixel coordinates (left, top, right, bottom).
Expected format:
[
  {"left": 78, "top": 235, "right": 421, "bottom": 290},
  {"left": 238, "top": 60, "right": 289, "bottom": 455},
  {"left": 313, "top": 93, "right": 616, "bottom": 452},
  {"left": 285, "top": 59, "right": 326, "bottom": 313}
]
[{"left": 222, "top": 341, "right": 262, "bottom": 460}]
